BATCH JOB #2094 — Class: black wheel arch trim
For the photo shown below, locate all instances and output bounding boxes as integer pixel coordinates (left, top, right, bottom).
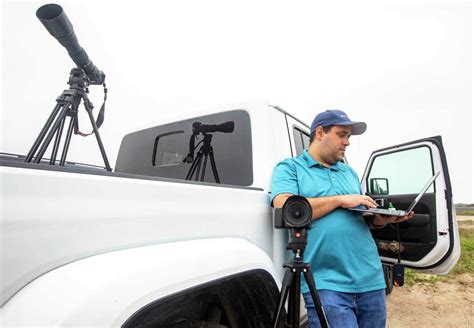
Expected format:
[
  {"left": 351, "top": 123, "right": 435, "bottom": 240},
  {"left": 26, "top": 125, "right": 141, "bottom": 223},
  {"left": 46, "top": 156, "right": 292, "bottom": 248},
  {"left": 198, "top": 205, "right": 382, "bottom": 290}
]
[{"left": 121, "top": 268, "right": 279, "bottom": 327}]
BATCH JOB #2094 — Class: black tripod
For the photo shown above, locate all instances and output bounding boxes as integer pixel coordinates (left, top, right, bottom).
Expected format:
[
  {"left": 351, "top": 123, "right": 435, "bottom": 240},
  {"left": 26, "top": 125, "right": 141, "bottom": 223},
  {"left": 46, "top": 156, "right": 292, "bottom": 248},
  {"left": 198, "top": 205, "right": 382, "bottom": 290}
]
[
  {"left": 185, "top": 133, "right": 220, "bottom": 183},
  {"left": 272, "top": 229, "right": 329, "bottom": 328},
  {"left": 24, "top": 68, "right": 111, "bottom": 171}
]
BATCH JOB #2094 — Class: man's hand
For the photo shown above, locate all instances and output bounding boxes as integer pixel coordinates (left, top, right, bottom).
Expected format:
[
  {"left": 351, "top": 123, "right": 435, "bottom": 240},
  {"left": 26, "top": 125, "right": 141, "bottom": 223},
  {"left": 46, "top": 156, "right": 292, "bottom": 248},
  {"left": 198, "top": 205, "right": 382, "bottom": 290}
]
[
  {"left": 371, "top": 211, "right": 415, "bottom": 226},
  {"left": 339, "top": 195, "right": 378, "bottom": 209}
]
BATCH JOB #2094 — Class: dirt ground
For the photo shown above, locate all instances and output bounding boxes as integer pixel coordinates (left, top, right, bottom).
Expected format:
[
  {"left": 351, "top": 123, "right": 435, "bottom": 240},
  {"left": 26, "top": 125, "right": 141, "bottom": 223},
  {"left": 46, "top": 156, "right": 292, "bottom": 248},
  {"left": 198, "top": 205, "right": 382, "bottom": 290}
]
[
  {"left": 386, "top": 217, "right": 474, "bottom": 327},
  {"left": 386, "top": 274, "right": 474, "bottom": 327}
]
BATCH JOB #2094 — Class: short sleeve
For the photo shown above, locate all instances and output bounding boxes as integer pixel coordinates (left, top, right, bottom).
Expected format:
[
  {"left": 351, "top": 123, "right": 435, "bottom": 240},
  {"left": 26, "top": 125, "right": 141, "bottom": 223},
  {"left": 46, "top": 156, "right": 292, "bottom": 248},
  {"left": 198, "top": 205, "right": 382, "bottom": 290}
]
[{"left": 270, "top": 160, "right": 299, "bottom": 205}]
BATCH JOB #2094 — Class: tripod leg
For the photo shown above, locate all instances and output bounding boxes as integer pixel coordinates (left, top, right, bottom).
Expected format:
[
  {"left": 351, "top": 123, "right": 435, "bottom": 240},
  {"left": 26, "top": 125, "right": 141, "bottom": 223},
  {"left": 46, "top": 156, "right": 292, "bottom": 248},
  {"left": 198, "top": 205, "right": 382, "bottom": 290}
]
[
  {"left": 208, "top": 148, "right": 220, "bottom": 183},
  {"left": 200, "top": 153, "right": 209, "bottom": 182},
  {"left": 25, "top": 103, "right": 63, "bottom": 163},
  {"left": 83, "top": 99, "right": 111, "bottom": 171},
  {"left": 272, "top": 269, "right": 295, "bottom": 328},
  {"left": 288, "top": 269, "right": 301, "bottom": 328},
  {"left": 185, "top": 151, "right": 202, "bottom": 180},
  {"left": 194, "top": 152, "right": 203, "bottom": 181},
  {"left": 303, "top": 269, "right": 329, "bottom": 328},
  {"left": 49, "top": 114, "right": 67, "bottom": 165},
  {"left": 60, "top": 116, "right": 76, "bottom": 166},
  {"left": 34, "top": 103, "right": 71, "bottom": 163}
]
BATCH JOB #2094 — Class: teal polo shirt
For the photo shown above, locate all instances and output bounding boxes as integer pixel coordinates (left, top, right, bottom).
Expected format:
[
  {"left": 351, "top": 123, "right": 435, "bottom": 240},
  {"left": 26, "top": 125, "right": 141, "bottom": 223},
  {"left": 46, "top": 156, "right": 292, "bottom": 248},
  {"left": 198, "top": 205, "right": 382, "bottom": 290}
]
[{"left": 271, "top": 150, "right": 386, "bottom": 293}]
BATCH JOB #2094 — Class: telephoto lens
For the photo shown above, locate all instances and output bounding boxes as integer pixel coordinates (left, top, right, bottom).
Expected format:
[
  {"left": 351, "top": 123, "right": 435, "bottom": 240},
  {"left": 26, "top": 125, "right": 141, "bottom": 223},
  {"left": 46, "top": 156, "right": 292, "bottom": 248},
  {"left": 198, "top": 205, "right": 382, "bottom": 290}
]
[
  {"left": 193, "top": 121, "right": 235, "bottom": 134},
  {"left": 36, "top": 3, "right": 105, "bottom": 85}
]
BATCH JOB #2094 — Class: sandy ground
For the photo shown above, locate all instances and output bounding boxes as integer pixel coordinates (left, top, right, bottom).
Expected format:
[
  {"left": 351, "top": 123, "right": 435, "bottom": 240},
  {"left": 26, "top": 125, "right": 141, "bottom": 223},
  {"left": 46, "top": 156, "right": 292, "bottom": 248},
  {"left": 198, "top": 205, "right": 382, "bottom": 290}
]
[
  {"left": 386, "top": 274, "right": 474, "bottom": 327},
  {"left": 386, "top": 217, "right": 473, "bottom": 327}
]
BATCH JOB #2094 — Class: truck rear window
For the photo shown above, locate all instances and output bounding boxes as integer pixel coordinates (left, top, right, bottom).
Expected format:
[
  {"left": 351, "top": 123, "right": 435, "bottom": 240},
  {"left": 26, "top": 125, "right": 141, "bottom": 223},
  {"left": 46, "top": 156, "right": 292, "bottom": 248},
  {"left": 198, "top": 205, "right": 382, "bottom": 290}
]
[{"left": 115, "top": 110, "right": 253, "bottom": 186}]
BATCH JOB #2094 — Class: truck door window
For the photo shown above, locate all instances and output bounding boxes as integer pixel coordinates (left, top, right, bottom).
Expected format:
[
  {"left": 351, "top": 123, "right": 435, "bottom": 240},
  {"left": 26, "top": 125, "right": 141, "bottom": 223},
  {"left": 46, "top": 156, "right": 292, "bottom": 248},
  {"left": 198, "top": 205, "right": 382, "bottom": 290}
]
[
  {"left": 367, "top": 146, "right": 434, "bottom": 195},
  {"left": 115, "top": 110, "right": 253, "bottom": 186},
  {"left": 302, "top": 132, "right": 310, "bottom": 150},
  {"left": 293, "top": 127, "right": 310, "bottom": 156}
]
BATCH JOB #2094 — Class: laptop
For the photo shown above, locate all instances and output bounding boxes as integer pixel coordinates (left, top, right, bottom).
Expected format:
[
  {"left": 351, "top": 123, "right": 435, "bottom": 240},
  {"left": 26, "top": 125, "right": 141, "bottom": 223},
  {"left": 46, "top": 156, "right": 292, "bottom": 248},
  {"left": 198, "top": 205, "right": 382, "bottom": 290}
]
[{"left": 348, "top": 171, "right": 441, "bottom": 217}]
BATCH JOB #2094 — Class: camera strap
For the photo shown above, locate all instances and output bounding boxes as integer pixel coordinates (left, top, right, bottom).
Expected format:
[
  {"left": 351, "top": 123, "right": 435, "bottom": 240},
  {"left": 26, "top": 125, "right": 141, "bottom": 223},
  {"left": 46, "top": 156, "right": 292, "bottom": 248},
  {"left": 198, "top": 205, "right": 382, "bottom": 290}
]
[
  {"left": 74, "top": 83, "right": 107, "bottom": 137},
  {"left": 392, "top": 223, "right": 405, "bottom": 287}
]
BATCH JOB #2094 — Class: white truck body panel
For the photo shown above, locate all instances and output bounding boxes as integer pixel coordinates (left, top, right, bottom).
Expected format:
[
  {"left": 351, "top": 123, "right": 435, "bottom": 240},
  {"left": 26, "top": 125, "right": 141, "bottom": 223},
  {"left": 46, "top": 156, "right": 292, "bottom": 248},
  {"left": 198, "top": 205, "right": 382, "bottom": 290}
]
[
  {"left": 2, "top": 238, "right": 277, "bottom": 327},
  {"left": 0, "top": 163, "right": 272, "bottom": 306}
]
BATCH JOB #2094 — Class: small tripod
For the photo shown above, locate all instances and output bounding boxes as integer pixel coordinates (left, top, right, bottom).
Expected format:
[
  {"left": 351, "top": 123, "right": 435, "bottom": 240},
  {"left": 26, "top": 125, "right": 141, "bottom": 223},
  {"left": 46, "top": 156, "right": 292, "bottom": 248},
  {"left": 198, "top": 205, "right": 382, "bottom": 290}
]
[
  {"left": 24, "top": 68, "right": 111, "bottom": 171},
  {"left": 185, "top": 133, "right": 220, "bottom": 183},
  {"left": 272, "top": 229, "right": 329, "bottom": 328}
]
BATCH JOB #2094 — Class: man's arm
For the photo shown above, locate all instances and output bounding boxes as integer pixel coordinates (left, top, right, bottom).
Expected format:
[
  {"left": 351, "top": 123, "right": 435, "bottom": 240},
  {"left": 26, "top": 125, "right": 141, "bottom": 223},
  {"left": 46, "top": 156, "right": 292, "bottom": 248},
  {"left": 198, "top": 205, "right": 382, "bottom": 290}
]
[{"left": 273, "top": 193, "right": 378, "bottom": 220}]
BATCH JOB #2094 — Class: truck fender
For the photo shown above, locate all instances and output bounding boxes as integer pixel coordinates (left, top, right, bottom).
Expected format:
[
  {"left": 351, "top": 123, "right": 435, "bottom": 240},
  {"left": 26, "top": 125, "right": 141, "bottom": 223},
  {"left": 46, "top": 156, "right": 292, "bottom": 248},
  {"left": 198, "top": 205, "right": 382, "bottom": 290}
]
[{"left": 1, "top": 238, "right": 279, "bottom": 327}]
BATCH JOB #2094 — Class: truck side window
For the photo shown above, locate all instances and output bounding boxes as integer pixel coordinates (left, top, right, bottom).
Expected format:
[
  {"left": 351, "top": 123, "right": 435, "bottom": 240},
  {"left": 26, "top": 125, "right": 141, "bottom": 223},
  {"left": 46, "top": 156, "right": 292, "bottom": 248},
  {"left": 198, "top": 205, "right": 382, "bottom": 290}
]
[
  {"left": 152, "top": 131, "right": 186, "bottom": 167},
  {"left": 293, "top": 127, "right": 310, "bottom": 156},
  {"left": 115, "top": 110, "right": 253, "bottom": 186}
]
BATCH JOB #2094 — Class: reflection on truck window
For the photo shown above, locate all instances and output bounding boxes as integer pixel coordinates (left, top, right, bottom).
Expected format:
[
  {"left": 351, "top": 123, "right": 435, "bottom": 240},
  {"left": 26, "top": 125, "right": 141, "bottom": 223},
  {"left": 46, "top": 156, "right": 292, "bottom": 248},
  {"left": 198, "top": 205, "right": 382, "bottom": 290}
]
[
  {"left": 293, "top": 127, "right": 310, "bottom": 156},
  {"left": 115, "top": 110, "right": 253, "bottom": 186},
  {"left": 182, "top": 121, "right": 235, "bottom": 183}
]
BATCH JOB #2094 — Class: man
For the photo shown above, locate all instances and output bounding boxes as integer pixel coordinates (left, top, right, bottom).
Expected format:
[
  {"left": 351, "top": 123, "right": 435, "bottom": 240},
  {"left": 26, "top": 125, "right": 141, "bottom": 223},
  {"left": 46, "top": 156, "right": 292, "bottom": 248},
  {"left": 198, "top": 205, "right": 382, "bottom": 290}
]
[{"left": 271, "top": 109, "right": 413, "bottom": 328}]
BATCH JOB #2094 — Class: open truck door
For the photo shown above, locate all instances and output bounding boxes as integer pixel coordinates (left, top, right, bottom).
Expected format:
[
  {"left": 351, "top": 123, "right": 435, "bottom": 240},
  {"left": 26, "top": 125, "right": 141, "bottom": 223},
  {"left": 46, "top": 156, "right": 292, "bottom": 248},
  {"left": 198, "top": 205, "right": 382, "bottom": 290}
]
[{"left": 361, "top": 136, "right": 460, "bottom": 275}]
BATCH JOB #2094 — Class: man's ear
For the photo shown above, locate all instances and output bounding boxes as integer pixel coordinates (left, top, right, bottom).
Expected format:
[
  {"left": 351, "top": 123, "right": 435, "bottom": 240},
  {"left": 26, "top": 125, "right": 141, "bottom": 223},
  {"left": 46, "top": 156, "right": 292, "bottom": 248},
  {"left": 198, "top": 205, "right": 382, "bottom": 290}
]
[{"left": 315, "top": 126, "right": 325, "bottom": 140}]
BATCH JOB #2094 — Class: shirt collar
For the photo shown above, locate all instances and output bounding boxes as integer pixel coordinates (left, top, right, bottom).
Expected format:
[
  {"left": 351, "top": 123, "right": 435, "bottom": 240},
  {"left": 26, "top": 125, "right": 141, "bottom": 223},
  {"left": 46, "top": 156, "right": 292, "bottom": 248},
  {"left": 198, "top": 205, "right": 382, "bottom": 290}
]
[{"left": 303, "top": 149, "right": 346, "bottom": 172}]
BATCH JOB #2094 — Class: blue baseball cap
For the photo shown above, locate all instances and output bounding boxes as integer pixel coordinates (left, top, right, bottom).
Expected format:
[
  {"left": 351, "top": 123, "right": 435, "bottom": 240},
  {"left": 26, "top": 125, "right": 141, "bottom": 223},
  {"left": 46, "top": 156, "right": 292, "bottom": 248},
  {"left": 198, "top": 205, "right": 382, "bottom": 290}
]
[{"left": 310, "top": 109, "right": 367, "bottom": 135}]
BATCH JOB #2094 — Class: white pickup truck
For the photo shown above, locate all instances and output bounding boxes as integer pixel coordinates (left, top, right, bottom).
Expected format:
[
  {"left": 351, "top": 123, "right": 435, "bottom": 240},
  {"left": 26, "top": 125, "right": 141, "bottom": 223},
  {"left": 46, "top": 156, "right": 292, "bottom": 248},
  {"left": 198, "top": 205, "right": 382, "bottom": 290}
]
[{"left": 0, "top": 103, "right": 460, "bottom": 327}]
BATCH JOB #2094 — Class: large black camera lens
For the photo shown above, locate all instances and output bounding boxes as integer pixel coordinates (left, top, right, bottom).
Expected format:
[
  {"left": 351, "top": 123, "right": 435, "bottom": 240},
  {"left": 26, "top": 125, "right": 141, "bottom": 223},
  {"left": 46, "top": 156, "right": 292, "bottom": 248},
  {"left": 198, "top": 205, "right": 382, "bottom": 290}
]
[
  {"left": 192, "top": 121, "right": 235, "bottom": 134},
  {"left": 282, "top": 196, "right": 312, "bottom": 228},
  {"left": 36, "top": 3, "right": 105, "bottom": 85}
]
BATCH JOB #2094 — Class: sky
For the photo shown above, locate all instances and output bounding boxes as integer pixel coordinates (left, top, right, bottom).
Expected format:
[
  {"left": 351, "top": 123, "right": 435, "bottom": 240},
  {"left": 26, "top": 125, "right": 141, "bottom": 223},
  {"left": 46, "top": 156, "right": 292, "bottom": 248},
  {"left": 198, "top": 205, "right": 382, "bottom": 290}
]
[{"left": 1, "top": 0, "right": 473, "bottom": 203}]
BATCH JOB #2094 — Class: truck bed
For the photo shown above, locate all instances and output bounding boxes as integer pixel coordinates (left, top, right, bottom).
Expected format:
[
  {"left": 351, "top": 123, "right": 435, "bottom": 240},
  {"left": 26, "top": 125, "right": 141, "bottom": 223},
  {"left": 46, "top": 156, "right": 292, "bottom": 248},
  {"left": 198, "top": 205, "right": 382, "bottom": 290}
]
[{"left": 0, "top": 159, "right": 271, "bottom": 306}]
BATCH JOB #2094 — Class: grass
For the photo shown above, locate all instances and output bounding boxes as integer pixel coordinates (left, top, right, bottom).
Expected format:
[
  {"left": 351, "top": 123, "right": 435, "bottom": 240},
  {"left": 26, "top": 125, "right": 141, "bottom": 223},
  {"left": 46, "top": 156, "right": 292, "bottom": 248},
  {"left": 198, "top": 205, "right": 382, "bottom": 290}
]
[
  {"left": 404, "top": 228, "right": 474, "bottom": 286},
  {"left": 404, "top": 269, "right": 443, "bottom": 286},
  {"left": 450, "top": 229, "right": 474, "bottom": 275},
  {"left": 459, "top": 220, "right": 474, "bottom": 226},
  {"left": 457, "top": 210, "right": 474, "bottom": 216}
]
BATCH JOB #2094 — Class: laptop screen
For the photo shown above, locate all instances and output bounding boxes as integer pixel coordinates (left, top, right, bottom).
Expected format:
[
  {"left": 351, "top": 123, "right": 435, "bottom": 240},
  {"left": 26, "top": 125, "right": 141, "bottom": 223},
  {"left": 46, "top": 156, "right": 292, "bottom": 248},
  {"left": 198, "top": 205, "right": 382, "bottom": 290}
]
[{"left": 405, "top": 170, "right": 441, "bottom": 213}]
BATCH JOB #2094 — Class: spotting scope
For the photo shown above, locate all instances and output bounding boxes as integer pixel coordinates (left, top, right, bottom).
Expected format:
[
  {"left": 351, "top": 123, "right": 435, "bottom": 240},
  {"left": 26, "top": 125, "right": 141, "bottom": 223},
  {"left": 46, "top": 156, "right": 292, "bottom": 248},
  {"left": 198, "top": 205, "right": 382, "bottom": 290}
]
[{"left": 36, "top": 3, "right": 105, "bottom": 85}]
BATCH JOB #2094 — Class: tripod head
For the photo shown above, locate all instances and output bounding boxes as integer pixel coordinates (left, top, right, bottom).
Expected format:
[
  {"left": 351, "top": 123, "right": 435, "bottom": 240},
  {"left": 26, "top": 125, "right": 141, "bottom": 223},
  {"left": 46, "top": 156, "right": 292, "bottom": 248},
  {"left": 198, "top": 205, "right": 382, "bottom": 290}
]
[
  {"left": 287, "top": 228, "right": 308, "bottom": 257},
  {"left": 68, "top": 68, "right": 89, "bottom": 89}
]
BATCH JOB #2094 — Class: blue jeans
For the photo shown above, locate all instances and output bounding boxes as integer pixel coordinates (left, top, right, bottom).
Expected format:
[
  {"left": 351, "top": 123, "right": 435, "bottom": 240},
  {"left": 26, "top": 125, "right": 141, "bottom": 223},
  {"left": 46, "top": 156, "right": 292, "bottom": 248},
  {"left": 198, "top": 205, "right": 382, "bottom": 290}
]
[{"left": 303, "top": 289, "right": 386, "bottom": 328}]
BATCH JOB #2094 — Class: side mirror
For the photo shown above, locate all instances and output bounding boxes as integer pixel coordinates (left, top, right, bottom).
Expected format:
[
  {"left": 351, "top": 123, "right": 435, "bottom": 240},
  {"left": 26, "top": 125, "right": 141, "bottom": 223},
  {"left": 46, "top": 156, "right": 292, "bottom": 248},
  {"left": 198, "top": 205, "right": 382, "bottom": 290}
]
[{"left": 370, "top": 178, "right": 389, "bottom": 195}]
